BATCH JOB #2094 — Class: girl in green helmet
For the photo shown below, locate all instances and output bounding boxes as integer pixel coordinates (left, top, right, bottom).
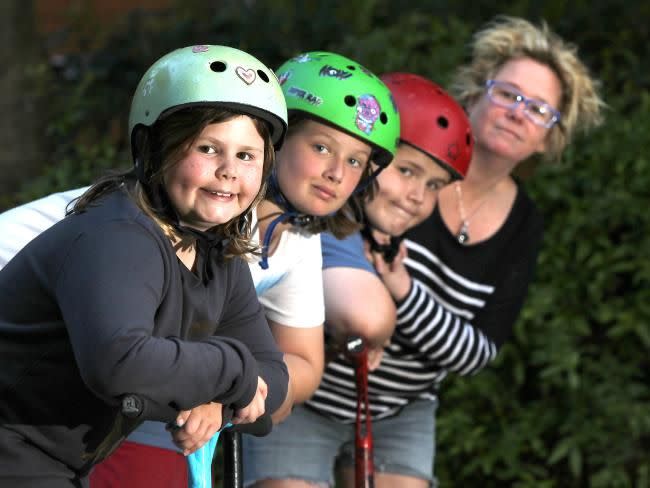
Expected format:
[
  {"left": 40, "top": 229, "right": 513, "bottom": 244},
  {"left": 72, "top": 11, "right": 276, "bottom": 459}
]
[
  {"left": 248, "top": 51, "right": 400, "bottom": 429},
  {"left": 0, "top": 44, "right": 290, "bottom": 487},
  {"left": 0, "top": 49, "right": 400, "bottom": 486}
]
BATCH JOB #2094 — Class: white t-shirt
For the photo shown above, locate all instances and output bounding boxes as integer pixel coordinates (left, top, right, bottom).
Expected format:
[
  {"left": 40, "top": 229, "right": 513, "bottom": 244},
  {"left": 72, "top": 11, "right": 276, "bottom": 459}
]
[
  {"left": 0, "top": 186, "right": 325, "bottom": 449},
  {"left": 248, "top": 209, "right": 324, "bottom": 328},
  {"left": 0, "top": 187, "right": 324, "bottom": 328},
  {"left": 0, "top": 187, "right": 88, "bottom": 268}
]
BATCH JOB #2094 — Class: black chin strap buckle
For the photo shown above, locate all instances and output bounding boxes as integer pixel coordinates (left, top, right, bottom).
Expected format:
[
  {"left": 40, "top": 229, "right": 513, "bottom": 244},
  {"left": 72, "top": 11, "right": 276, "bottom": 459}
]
[
  {"left": 289, "top": 215, "right": 313, "bottom": 226},
  {"left": 362, "top": 226, "right": 402, "bottom": 264}
]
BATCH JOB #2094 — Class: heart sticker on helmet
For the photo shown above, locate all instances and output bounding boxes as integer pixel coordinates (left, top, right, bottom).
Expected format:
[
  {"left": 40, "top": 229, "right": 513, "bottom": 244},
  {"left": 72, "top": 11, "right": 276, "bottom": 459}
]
[{"left": 236, "top": 66, "right": 256, "bottom": 85}]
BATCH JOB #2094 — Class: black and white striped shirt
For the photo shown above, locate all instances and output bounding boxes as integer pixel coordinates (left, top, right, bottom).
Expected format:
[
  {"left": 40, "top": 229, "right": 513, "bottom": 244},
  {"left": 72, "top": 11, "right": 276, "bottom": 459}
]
[{"left": 307, "top": 185, "right": 543, "bottom": 423}]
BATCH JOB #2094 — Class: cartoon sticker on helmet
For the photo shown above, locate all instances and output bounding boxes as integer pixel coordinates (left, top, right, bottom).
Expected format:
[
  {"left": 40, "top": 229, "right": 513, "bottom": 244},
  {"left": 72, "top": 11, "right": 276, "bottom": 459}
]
[
  {"left": 142, "top": 76, "right": 155, "bottom": 96},
  {"left": 287, "top": 86, "right": 322, "bottom": 106},
  {"left": 319, "top": 65, "right": 352, "bottom": 80},
  {"left": 291, "top": 53, "right": 324, "bottom": 64},
  {"left": 236, "top": 66, "right": 256, "bottom": 85},
  {"left": 192, "top": 45, "right": 209, "bottom": 53},
  {"left": 277, "top": 70, "right": 292, "bottom": 86},
  {"left": 355, "top": 94, "right": 380, "bottom": 134}
]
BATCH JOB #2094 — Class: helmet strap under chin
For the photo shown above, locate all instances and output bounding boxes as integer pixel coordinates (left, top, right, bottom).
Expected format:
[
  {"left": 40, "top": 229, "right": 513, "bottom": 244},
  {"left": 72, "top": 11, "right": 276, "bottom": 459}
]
[
  {"left": 360, "top": 224, "right": 402, "bottom": 264},
  {"left": 144, "top": 181, "right": 229, "bottom": 284},
  {"left": 258, "top": 170, "right": 314, "bottom": 269}
]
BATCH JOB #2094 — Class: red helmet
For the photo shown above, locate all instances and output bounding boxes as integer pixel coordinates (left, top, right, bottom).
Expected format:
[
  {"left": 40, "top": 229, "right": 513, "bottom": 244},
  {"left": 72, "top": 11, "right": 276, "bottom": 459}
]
[{"left": 380, "top": 72, "right": 473, "bottom": 179}]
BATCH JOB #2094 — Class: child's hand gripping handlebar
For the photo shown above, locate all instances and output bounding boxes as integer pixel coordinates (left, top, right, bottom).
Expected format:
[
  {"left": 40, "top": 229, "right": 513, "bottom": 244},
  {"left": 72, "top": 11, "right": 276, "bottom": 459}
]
[{"left": 120, "top": 394, "right": 272, "bottom": 488}]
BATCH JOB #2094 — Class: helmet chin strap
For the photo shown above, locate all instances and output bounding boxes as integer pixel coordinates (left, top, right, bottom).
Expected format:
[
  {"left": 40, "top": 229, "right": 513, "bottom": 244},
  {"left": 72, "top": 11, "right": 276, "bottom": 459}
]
[
  {"left": 259, "top": 171, "right": 313, "bottom": 269},
  {"left": 259, "top": 158, "right": 387, "bottom": 270},
  {"left": 356, "top": 162, "right": 402, "bottom": 264},
  {"left": 360, "top": 224, "right": 402, "bottom": 264}
]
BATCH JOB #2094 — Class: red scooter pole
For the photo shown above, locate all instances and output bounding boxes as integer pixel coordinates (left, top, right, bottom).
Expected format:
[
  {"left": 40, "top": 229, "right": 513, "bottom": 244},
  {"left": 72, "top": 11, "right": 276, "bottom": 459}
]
[{"left": 346, "top": 336, "right": 375, "bottom": 488}]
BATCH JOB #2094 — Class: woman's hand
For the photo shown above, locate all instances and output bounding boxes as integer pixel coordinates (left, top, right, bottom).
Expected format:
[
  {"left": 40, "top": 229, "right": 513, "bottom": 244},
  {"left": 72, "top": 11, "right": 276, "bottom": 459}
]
[
  {"left": 168, "top": 402, "right": 223, "bottom": 456},
  {"left": 232, "top": 376, "right": 267, "bottom": 425},
  {"left": 365, "top": 241, "right": 411, "bottom": 302}
]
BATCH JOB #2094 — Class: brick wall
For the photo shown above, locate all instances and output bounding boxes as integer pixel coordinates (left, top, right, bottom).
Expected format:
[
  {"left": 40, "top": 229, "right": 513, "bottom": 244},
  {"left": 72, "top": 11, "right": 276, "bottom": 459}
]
[{"left": 34, "top": 0, "right": 173, "bottom": 36}]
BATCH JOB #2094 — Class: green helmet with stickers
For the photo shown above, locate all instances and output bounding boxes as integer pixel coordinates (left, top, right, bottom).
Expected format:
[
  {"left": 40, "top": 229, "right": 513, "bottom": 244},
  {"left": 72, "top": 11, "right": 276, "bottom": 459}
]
[
  {"left": 129, "top": 44, "right": 288, "bottom": 175},
  {"left": 276, "top": 51, "right": 399, "bottom": 168}
]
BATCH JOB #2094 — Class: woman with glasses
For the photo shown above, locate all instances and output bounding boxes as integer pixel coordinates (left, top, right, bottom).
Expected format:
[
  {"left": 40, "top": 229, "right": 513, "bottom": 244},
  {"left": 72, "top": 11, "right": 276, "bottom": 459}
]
[{"left": 351, "top": 16, "right": 604, "bottom": 487}]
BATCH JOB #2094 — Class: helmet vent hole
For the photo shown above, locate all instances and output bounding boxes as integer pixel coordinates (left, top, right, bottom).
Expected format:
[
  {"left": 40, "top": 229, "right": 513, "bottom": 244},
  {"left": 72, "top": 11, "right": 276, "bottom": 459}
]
[
  {"left": 466, "top": 133, "right": 472, "bottom": 145},
  {"left": 380, "top": 112, "right": 388, "bottom": 124},
  {"left": 344, "top": 95, "right": 356, "bottom": 106},
  {"left": 437, "top": 116, "right": 449, "bottom": 129},
  {"left": 145, "top": 110, "right": 150, "bottom": 117},
  {"left": 210, "top": 61, "right": 227, "bottom": 72},
  {"left": 347, "top": 65, "right": 356, "bottom": 70},
  {"left": 257, "top": 70, "right": 270, "bottom": 83}
]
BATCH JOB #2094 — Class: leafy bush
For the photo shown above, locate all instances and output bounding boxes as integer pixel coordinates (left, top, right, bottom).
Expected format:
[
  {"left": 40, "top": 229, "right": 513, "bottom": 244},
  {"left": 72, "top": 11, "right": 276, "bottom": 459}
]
[{"left": 6, "top": 1, "right": 649, "bottom": 486}]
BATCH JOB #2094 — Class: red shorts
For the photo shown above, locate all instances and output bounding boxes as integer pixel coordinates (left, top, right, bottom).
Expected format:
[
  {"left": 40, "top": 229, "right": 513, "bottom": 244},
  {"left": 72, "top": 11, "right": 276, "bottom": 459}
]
[{"left": 90, "top": 441, "right": 187, "bottom": 488}]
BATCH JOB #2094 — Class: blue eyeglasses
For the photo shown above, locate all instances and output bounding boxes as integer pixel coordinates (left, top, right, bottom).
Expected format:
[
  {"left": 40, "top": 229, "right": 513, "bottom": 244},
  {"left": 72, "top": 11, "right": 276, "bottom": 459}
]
[{"left": 486, "top": 80, "right": 561, "bottom": 129}]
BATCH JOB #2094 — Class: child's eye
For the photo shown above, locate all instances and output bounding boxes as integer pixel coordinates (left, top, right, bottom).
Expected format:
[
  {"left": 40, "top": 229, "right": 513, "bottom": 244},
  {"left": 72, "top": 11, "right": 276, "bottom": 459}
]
[
  {"left": 198, "top": 145, "right": 217, "bottom": 154},
  {"left": 237, "top": 152, "right": 254, "bottom": 161},
  {"left": 348, "top": 157, "right": 368, "bottom": 169},
  {"left": 313, "top": 144, "right": 329, "bottom": 154},
  {"left": 348, "top": 158, "right": 359, "bottom": 168},
  {"left": 398, "top": 166, "right": 414, "bottom": 177},
  {"left": 427, "top": 180, "right": 446, "bottom": 191}
]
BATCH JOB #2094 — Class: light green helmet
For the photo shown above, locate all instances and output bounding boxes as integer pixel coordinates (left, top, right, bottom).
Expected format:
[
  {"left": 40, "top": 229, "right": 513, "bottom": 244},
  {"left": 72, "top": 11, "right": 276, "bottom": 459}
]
[
  {"left": 276, "top": 51, "right": 399, "bottom": 168},
  {"left": 129, "top": 45, "right": 288, "bottom": 167}
]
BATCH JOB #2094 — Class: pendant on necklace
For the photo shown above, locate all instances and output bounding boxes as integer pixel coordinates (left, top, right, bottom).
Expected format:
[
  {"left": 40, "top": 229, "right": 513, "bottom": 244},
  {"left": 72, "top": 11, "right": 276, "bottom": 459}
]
[{"left": 456, "top": 221, "right": 470, "bottom": 245}]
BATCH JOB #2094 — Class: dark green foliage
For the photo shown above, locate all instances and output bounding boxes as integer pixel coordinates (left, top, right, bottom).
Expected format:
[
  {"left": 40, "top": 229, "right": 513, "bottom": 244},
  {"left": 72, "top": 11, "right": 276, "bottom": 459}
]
[{"left": 5, "top": 1, "right": 649, "bottom": 486}]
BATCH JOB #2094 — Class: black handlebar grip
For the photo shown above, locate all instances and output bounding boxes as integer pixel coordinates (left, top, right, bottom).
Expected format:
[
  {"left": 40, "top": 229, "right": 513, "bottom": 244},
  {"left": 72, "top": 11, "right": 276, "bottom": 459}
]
[{"left": 228, "top": 412, "right": 272, "bottom": 437}]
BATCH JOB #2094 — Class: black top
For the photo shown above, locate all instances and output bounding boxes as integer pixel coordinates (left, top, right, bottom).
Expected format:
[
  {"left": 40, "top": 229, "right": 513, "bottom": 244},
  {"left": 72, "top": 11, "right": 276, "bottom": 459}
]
[
  {"left": 306, "top": 183, "right": 543, "bottom": 422},
  {"left": 0, "top": 188, "right": 288, "bottom": 476}
]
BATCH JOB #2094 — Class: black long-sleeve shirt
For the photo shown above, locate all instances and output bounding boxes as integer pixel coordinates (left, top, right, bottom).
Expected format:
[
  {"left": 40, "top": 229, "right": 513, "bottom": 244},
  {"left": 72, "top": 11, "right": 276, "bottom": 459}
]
[{"left": 0, "top": 188, "right": 288, "bottom": 477}]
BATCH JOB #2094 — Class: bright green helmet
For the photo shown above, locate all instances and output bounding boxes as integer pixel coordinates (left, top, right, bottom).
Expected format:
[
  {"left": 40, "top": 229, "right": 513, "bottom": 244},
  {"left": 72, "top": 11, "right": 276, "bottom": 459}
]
[
  {"left": 129, "top": 44, "right": 288, "bottom": 165},
  {"left": 276, "top": 51, "right": 399, "bottom": 168}
]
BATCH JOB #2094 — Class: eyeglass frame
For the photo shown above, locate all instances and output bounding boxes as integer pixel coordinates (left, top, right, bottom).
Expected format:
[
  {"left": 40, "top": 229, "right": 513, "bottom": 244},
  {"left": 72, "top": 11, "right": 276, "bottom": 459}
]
[{"left": 485, "top": 79, "right": 561, "bottom": 129}]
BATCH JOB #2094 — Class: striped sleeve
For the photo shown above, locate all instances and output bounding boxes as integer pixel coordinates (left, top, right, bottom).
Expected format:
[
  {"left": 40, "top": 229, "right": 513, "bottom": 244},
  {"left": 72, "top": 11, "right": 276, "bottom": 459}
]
[{"left": 394, "top": 277, "right": 497, "bottom": 376}]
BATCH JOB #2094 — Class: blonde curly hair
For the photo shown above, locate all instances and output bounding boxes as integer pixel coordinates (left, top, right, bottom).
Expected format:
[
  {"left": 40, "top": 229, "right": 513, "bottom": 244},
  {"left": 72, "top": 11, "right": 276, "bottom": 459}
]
[{"left": 451, "top": 15, "right": 606, "bottom": 161}]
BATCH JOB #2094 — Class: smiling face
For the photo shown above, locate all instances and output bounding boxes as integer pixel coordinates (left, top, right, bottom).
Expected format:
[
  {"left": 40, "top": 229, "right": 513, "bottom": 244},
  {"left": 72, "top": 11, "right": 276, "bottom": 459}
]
[
  {"left": 163, "top": 115, "right": 265, "bottom": 231},
  {"left": 275, "top": 119, "right": 372, "bottom": 216},
  {"left": 468, "top": 57, "right": 562, "bottom": 164},
  {"left": 364, "top": 143, "right": 451, "bottom": 237}
]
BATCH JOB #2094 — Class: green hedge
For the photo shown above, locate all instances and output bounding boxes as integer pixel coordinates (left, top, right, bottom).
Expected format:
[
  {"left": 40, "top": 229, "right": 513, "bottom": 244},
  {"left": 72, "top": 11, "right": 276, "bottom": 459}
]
[{"left": 7, "top": 1, "right": 649, "bottom": 486}]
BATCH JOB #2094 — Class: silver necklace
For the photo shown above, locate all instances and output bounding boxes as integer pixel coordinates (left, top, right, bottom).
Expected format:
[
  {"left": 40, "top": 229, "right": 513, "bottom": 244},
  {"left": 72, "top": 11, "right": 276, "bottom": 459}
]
[{"left": 454, "top": 181, "right": 496, "bottom": 245}]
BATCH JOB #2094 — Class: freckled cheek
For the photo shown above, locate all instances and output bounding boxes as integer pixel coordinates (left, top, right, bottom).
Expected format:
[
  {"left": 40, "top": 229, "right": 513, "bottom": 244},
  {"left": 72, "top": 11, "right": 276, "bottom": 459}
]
[
  {"left": 172, "top": 160, "right": 210, "bottom": 188},
  {"left": 239, "top": 166, "right": 265, "bottom": 192}
]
